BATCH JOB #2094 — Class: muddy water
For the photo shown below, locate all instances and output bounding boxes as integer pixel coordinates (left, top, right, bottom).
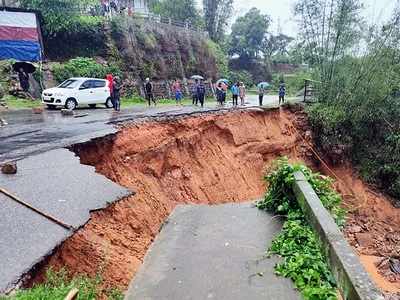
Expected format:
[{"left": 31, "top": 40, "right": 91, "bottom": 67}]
[{"left": 29, "top": 108, "right": 400, "bottom": 298}]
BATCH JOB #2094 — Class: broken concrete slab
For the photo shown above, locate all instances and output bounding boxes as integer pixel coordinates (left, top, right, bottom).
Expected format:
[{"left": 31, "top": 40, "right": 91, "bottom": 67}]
[
  {"left": 0, "top": 148, "right": 130, "bottom": 229},
  {"left": 126, "top": 203, "right": 301, "bottom": 300},
  {"left": 0, "top": 193, "right": 69, "bottom": 293},
  {"left": 0, "top": 148, "right": 132, "bottom": 293}
]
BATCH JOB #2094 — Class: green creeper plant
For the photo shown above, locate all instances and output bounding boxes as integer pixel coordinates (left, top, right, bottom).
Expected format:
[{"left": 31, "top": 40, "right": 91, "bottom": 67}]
[{"left": 257, "top": 158, "right": 345, "bottom": 300}]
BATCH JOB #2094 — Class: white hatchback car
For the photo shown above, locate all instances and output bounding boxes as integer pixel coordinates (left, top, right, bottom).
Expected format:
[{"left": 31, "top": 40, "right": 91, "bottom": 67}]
[{"left": 42, "top": 77, "right": 113, "bottom": 110}]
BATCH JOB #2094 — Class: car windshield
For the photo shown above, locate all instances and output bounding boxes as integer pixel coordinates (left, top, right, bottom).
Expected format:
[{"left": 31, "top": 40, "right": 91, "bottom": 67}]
[{"left": 58, "top": 79, "right": 80, "bottom": 89}]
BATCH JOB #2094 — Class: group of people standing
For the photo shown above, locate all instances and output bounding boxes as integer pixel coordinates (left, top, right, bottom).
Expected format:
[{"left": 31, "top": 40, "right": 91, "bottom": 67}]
[
  {"left": 144, "top": 78, "right": 206, "bottom": 107},
  {"left": 216, "top": 81, "right": 246, "bottom": 106},
  {"left": 106, "top": 75, "right": 287, "bottom": 112},
  {"left": 106, "top": 74, "right": 121, "bottom": 111},
  {"left": 100, "top": 0, "right": 128, "bottom": 17},
  {"left": 190, "top": 80, "right": 206, "bottom": 107},
  {"left": 230, "top": 82, "right": 246, "bottom": 106},
  {"left": 258, "top": 82, "right": 286, "bottom": 106}
]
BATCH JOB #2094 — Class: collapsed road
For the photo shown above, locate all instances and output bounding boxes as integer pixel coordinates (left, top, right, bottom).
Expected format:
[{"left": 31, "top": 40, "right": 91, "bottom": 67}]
[
  {"left": 1, "top": 105, "right": 399, "bottom": 298},
  {"left": 1, "top": 104, "right": 283, "bottom": 293},
  {"left": 0, "top": 95, "right": 277, "bottom": 164}
]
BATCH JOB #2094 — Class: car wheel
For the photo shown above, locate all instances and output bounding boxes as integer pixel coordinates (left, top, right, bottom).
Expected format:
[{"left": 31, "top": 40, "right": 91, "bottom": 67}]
[
  {"left": 88, "top": 104, "right": 97, "bottom": 109},
  {"left": 65, "top": 98, "right": 77, "bottom": 110},
  {"left": 105, "top": 97, "right": 113, "bottom": 109},
  {"left": 47, "top": 105, "right": 56, "bottom": 110}
]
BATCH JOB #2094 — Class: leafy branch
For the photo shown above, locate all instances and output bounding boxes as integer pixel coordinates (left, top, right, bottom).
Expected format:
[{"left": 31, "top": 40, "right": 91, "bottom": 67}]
[{"left": 257, "top": 158, "right": 345, "bottom": 300}]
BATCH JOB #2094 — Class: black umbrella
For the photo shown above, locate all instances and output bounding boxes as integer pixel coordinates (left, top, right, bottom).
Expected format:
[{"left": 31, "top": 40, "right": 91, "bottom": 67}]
[{"left": 13, "top": 62, "right": 36, "bottom": 74}]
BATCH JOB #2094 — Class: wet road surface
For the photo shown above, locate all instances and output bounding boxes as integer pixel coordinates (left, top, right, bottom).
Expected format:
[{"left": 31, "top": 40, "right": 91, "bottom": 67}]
[{"left": 0, "top": 95, "right": 295, "bottom": 163}]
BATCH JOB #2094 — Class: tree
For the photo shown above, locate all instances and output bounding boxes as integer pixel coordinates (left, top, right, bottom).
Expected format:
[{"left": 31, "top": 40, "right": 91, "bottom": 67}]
[
  {"left": 19, "top": 0, "right": 98, "bottom": 37},
  {"left": 203, "top": 0, "right": 233, "bottom": 41},
  {"left": 294, "top": 0, "right": 363, "bottom": 84},
  {"left": 150, "top": 0, "right": 202, "bottom": 26},
  {"left": 263, "top": 34, "right": 294, "bottom": 58},
  {"left": 229, "top": 8, "right": 271, "bottom": 59}
]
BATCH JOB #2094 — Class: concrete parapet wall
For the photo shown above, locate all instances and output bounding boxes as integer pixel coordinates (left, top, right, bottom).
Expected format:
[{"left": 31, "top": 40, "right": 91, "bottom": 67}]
[{"left": 292, "top": 171, "right": 384, "bottom": 300}]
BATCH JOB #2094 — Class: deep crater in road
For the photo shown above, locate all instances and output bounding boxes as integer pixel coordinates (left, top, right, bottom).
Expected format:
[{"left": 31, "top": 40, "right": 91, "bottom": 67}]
[{"left": 28, "top": 107, "right": 400, "bottom": 297}]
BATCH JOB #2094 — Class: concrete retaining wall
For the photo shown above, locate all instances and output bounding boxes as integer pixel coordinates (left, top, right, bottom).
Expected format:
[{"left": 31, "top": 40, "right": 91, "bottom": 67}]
[{"left": 292, "top": 171, "right": 384, "bottom": 300}]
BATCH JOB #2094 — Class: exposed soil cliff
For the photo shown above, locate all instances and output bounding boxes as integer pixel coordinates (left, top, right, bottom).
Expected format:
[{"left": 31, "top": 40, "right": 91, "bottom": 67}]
[
  {"left": 29, "top": 108, "right": 400, "bottom": 299},
  {"left": 30, "top": 109, "right": 301, "bottom": 292}
]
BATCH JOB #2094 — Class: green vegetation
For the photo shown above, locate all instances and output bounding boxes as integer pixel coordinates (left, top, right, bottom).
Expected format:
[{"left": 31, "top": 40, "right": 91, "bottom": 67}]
[
  {"left": 3, "top": 96, "right": 42, "bottom": 110},
  {"left": 52, "top": 57, "right": 121, "bottom": 83},
  {"left": 205, "top": 40, "right": 229, "bottom": 78},
  {"left": 271, "top": 71, "right": 311, "bottom": 96},
  {"left": 228, "top": 70, "right": 254, "bottom": 88},
  {"left": 257, "top": 158, "right": 345, "bottom": 299},
  {"left": 203, "top": 0, "right": 234, "bottom": 41},
  {"left": 1, "top": 95, "right": 212, "bottom": 111},
  {"left": 0, "top": 269, "right": 123, "bottom": 300},
  {"left": 226, "top": 7, "right": 298, "bottom": 86},
  {"left": 293, "top": 0, "right": 400, "bottom": 203},
  {"left": 20, "top": 0, "right": 106, "bottom": 59},
  {"left": 150, "top": 0, "right": 203, "bottom": 28},
  {"left": 229, "top": 8, "right": 271, "bottom": 59},
  {"left": 121, "top": 96, "right": 214, "bottom": 108}
]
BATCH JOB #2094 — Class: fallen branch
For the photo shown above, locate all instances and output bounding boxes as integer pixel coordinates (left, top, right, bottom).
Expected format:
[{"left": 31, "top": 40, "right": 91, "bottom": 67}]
[{"left": 64, "top": 288, "right": 79, "bottom": 300}]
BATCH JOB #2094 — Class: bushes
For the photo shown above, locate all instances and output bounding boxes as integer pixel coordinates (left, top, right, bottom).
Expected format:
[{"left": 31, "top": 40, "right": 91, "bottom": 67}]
[
  {"left": 307, "top": 93, "right": 400, "bottom": 203},
  {"left": 271, "top": 71, "right": 311, "bottom": 96},
  {"left": 257, "top": 158, "right": 344, "bottom": 300},
  {"left": 45, "top": 16, "right": 107, "bottom": 59},
  {"left": 20, "top": 0, "right": 107, "bottom": 59},
  {"left": 228, "top": 70, "right": 254, "bottom": 87},
  {"left": 205, "top": 40, "right": 229, "bottom": 78},
  {"left": 52, "top": 57, "right": 121, "bottom": 83},
  {"left": 0, "top": 269, "right": 123, "bottom": 300}
]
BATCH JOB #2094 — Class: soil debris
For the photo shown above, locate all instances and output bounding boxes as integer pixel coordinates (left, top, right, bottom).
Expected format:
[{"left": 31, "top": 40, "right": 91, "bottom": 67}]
[
  {"left": 1, "top": 162, "right": 17, "bottom": 174},
  {"left": 26, "top": 107, "right": 400, "bottom": 297},
  {"left": 29, "top": 109, "right": 302, "bottom": 294}
]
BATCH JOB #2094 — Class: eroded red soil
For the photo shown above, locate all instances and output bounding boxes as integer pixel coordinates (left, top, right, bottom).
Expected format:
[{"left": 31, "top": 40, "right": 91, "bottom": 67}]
[
  {"left": 29, "top": 107, "right": 400, "bottom": 299},
  {"left": 30, "top": 108, "right": 301, "bottom": 293}
]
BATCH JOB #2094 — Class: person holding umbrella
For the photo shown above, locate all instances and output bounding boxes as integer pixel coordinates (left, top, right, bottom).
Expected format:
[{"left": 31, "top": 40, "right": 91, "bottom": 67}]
[
  {"left": 192, "top": 79, "right": 199, "bottom": 105},
  {"left": 257, "top": 82, "right": 269, "bottom": 106},
  {"left": 18, "top": 68, "right": 30, "bottom": 93},
  {"left": 216, "top": 79, "right": 229, "bottom": 105}
]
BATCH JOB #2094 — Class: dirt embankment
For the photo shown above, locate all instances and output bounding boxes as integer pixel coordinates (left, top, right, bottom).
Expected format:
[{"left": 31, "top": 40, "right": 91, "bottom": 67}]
[
  {"left": 30, "top": 108, "right": 301, "bottom": 292},
  {"left": 333, "top": 166, "right": 400, "bottom": 295},
  {"left": 29, "top": 107, "right": 400, "bottom": 299}
]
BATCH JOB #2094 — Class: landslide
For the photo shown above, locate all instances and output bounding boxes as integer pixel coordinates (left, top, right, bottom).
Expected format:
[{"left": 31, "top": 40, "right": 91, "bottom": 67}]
[
  {"left": 29, "top": 108, "right": 301, "bottom": 293},
  {"left": 28, "top": 107, "right": 400, "bottom": 298}
]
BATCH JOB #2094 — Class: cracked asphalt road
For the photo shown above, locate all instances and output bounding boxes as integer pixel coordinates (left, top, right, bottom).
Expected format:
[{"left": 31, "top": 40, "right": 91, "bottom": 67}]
[{"left": 0, "top": 95, "right": 293, "bottom": 163}]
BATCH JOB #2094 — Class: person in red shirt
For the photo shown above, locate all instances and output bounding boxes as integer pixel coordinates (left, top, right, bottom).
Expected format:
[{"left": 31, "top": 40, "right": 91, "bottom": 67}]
[{"left": 106, "top": 74, "right": 114, "bottom": 107}]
